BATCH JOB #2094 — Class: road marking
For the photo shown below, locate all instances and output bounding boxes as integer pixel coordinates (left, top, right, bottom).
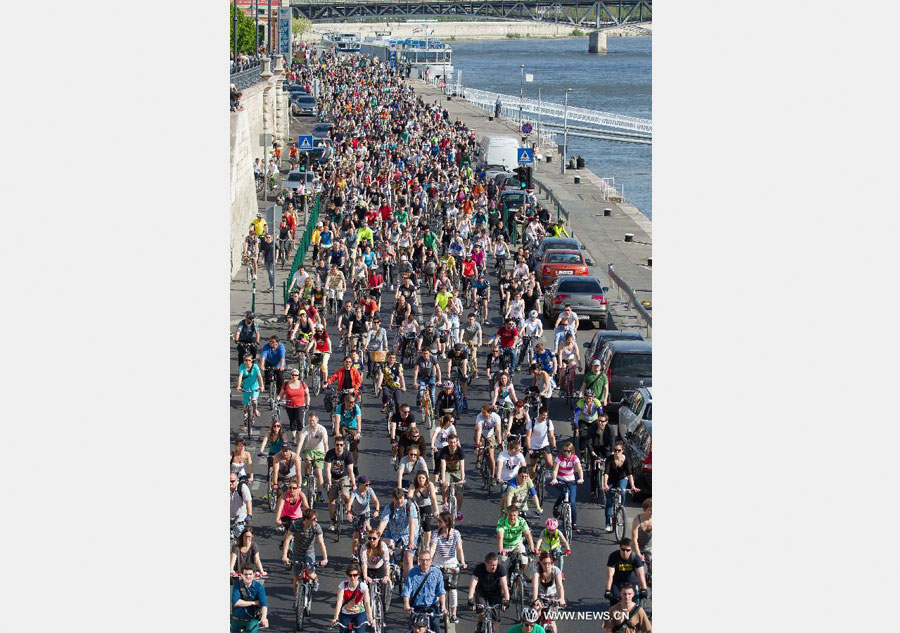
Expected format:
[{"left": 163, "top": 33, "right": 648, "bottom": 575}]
[{"left": 252, "top": 481, "right": 262, "bottom": 492}]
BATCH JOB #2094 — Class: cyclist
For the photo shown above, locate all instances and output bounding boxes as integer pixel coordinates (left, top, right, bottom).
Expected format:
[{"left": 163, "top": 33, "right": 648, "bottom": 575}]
[
  {"left": 380, "top": 351, "right": 406, "bottom": 414},
  {"left": 430, "top": 511, "right": 467, "bottom": 624},
  {"left": 554, "top": 305, "right": 579, "bottom": 338},
  {"left": 325, "top": 263, "right": 347, "bottom": 316},
  {"left": 258, "top": 420, "right": 285, "bottom": 484},
  {"left": 535, "top": 518, "right": 571, "bottom": 571},
  {"left": 502, "top": 462, "right": 542, "bottom": 520},
  {"left": 242, "top": 227, "right": 260, "bottom": 281},
  {"left": 529, "top": 362, "right": 554, "bottom": 411},
  {"left": 603, "top": 583, "right": 651, "bottom": 632},
  {"left": 297, "top": 412, "right": 328, "bottom": 502},
  {"left": 506, "top": 400, "right": 531, "bottom": 449},
  {"left": 496, "top": 438, "right": 528, "bottom": 488},
  {"left": 474, "top": 404, "right": 503, "bottom": 481},
  {"left": 412, "top": 347, "right": 442, "bottom": 408},
  {"left": 531, "top": 551, "right": 566, "bottom": 633},
  {"left": 603, "top": 538, "right": 648, "bottom": 609},
  {"left": 282, "top": 508, "right": 329, "bottom": 595},
  {"left": 402, "top": 550, "right": 447, "bottom": 633},
  {"left": 506, "top": 611, "right": 544, "bottom": 633},
  {"left": 418, "top": 320, "right": 440, "bottom": 355},
  {"left": 330, "top": 562, "right": 375, "bottom": 633},
  {"left": 517, "top": 310, "right": 543, "bottom": 371},
  {"left": 389, "top": 403, "right": 417, "bottom": 466},
  {"left": 231, "top": 526, "right": 266, "bottom": 577},
  {"left": 285, "top": 290, "right": 303, "bottom": 339},
  {"left": 437, "top": 434, "right": 466, "bottom": 522},
  {"left": 526, "top": 407, "right": 557, "bottom": 480},
  {"left": 467, "top": 552, "right": 510, "bottom": 633},
  {"left": 396, "top": 444, "right": 430, "bottom": 491},
  {"left": 360, "top": 529, "right": 390, "bottom": 596},
  {"left": 549, "top": 441, "right": 585, "bottom": 533},
  {"left": 312, "top": 323, "right": 333, "bottom": 384},
  {"left": 602, "top": 440, "right": 640, "bottom": 533},
  {"left": 532, "top": 342, "right": 557, "bottom": 380},
  {"left": 408, "top": 469, "right": 439, "bottom": 551},
  {"left": 251, "top": 211, "right": 267, "bottom": 242},
  {"left": 274, "top": 476, "right": 309, "bottom": 549},
  {"left": 272, "top": 443, "right": 302, "bottom": 492},
  {"left": 230, "top": 472, "right": 253, "bottom": 542},
  {"left": 363, "top": 316, "right": 389, "bottom": 382},
  {"left": 236, "top": 353, "right": 263, "bottom": 421},
  {"left": 367, "top": 263, "right": 385, "bottom": 310},
  {"left": 505, "top": 291, "right": 525, "bottom": 330},
  {"left": 580, "top": 359, "right": 610, "bottom": 406},
  {"left": 259, "top": 335, "right": 286, "bottom": 398},
  {"left": 327, "top": 356, "right": 363, "bottom": 400},
  {"left": 234, "top": 312, "right": 260, "bottom": 366},
  {"left": 491, "top": 371, "right": 518, "bottom": 411},
  {"left": 490, "top": 318, "right": 520, "bottom": 373},
  {"left": 472, "top": 273, "right": 491, "bottom": 325},
  {"left": 459, "top": 313, "right": 483, "bottom": 378},
  {"left": 496, "top": 504, "right": 536, "bottom": 579},
  {"left": 377, "top": 488, "right": 420, "bottom": 581},
  {"left": 348, "top": 476, "right": 380, "bottom": 562},
  {"left": 230, "top": 437, "right": 254, "bottom": 483},
  {"left": 587, "top": 413, "right": 616, "bottom": 498},
  {"left": 631, "top": 498, "right": 652, "bottom": 563},
  {"left": 278, "top": 368, "right": 310, "bottom": 444},
  {"left": 556, "top": 332, "right": 580, "bottom": 390},
  {"left": 324, "top": 437, "right": 357, "bottom": 532},
  {"left": 446, "top": 343, "right": 470, "bottom": 408},
  {"left": 435, "top": 380, "right": 460, "bottom": 420},
  {"left": 231, "top": 565, "right": 269, "bottom": 632}
]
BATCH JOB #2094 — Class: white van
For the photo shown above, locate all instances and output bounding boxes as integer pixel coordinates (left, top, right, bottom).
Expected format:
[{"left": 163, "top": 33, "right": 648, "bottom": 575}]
[{"left": 477, "top": 135, "right": 521, "bottom": 172}]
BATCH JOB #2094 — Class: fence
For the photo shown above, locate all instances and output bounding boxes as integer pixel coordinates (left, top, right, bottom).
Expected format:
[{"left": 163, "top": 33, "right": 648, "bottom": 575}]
[
  {"left": 282, "top": 193, "right": 321, "bottom": 304},
  {"left": 606, "top": 263, "right": 652, "bottom": 337}
]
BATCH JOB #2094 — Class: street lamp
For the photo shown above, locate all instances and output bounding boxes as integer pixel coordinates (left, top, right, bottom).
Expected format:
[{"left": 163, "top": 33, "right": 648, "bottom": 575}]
[
  {"left": 561, "top": 88, "right": 574, "bottom": 175},
  {"left": 519, "top": 64, "right": 525, "bottom": 123}
]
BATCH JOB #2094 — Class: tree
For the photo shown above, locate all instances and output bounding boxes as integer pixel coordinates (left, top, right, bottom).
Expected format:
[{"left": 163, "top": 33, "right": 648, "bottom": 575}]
[
  {"left": 292, "top": 17, "right": 312, "bottom": 38},
  {"left": 230, "top": 4, "right": 257, "bottom": 56}
]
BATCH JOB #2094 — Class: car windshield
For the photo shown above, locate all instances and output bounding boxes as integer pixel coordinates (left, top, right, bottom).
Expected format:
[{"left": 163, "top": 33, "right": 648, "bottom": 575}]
[
  {"left": 296, "top": 97, "right": 316, "bottom": 104},
  {"left": 547, "top": 253, "right": 583, "bottom": 264},
  {"left": 611, "top": 353, "right": 652, "bottom": 377},
  {"left": 643, "top": 403, "right": 652, "bottom": 422},
  {"left": 487, "top": 164, "right": 505, "bottom": 171},
  {"left": 286, "top": 173, "right": 301, "bottom": 182},
  {"left": 557, "top": 279, "right": 601, "bottom": 293}
]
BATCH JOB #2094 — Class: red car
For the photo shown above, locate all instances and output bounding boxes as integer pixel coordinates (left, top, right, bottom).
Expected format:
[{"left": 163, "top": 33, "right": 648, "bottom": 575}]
[{"left": 537, "top": 249, "right": 589, "bottom": 288}]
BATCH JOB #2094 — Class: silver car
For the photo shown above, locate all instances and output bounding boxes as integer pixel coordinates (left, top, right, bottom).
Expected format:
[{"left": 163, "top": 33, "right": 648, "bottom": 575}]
[
  {"left": 542, "top": 275, "right": 609, "bottom": 327},
  {"left": 284, "top": 170, "right": 321, "bottom": 193}
]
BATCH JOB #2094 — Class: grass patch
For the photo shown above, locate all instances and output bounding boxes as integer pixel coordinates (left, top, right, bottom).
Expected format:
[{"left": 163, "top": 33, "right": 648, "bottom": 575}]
[
  {"left": 571, "top": 29, "right": 586, "bottom": 37},
  {"left": 506, "top": 32, "right": 523, "bottom": 39}
]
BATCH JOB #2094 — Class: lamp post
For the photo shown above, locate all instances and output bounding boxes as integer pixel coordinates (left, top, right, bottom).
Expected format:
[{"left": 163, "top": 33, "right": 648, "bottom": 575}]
[
  {"left": 519, "top": 64, "right": 525, "bottom": 123},
  {"left": 267, "top": 0, "right": 272, "bottom": 55},
  {"left": 561, "top": 88, "right": 573, "bottom": 175},
  {"left": 254, "top": 1, "right": 259, "bottom": 55},
  {"left": 232, "top": 0, "right": 238, "bottom": 65}
]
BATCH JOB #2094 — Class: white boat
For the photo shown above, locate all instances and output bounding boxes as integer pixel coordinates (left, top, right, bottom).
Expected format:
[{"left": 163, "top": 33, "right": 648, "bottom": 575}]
[
  {"left": 360, "top": 34, "right": 453, "bottom": 80},
  {"left": 323, "top": 32, "right": 361, "bottom": 54}
]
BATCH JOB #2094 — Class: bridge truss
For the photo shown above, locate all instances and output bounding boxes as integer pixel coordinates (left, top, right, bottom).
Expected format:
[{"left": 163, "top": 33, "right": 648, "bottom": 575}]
[{"left": 291, "top": 1, "right": 652, "bottom": 27}]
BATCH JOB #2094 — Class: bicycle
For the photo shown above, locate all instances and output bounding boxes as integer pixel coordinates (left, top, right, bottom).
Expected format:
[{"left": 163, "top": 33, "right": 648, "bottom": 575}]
[
  {"left": 368, "top": 573, "right": 387, "bottom": 633},
  {"left": 303, "top": 456, "right": 319, "bottom": 509},
  {"left": 333, "top": 618, "right": 371, "bottom": 632},
  {"left": 419, "top": 383, "right": 435, "bottom": 430},
  {"left": 383, "top": 390, "right": 398, "bottom": 436},
  {"left": 641, "top": 551, "right": 653, "bottom": 619},
  {"left": 552, "top": 483, "right": 574, "bottom": 543},
  {"left": 293, "top": 560, "right": 319, "bottom": 631},
  {"left": 333, "top": 478, "right": 351, "bottom": 544},
  {"left": 309, "top": 352, "right": 324, "bottom": 395},
  {"left": 278, "top": 237, "right": 291, "bottom": 269},
  {"left": 241, "top": 391, "right": 258, "bottom": 441},
  {"left": 266, "top": 371, "right": 280, "bottom": 411},
  {"left": 607, "top": 487, "right": 630, "bottom": 542},
  {"left": 263, "top": 454, "right": 278, "bottom": 512},
  {"left": 384, "top": 544, "right": 404, "bottom": 610},
  {"left": 560, "top": 361, "right": 577, "bottom": 409},
  {"left": 399, "top": 333, "right": 417, "bottom": 367},
  {"left": 476, "top": 442, "right": 493, "bottom": 493},
  {"left": 589, "top": 455, "right": 606, "bottom": 506},
  {"left": 243, "top": 254, "right": 254, "bottom": 284},
  {"left": 518, "top": 335, "right": 536, "bottom": 370},
  {"left": 532, "top": 454, "right": 548, "bottom": 506},
  {"left": 295, "top": 345, "right": 310, "bottom": 381},
  {"left": 474, "top": 601, "right": 504, "bottom": 633},
  {"left": 442, "top": 480, "right": 460, "bottom": 520},
  {"left": 505, "top": 550, "right": 528, "bottom": 621}
]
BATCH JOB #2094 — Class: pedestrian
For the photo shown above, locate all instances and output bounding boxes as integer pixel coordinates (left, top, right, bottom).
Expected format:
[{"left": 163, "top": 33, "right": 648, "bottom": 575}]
[{"left": 261, "top": 233, "right": 276, "bottom": 291}]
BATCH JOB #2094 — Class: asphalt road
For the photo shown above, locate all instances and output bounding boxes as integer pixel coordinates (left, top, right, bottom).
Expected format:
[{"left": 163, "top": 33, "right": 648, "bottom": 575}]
[{"left": 227, "top": 115, "right": 641, "bottom": 633}]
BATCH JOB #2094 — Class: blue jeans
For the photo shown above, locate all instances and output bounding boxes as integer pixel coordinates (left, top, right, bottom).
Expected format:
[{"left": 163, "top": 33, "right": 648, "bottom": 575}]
[
  {"left": 605, "top": 478, "right": 629, "bottom": 525},
  {"left": 553, "top": 480, "right": 579, "bottom": 525},
  {"left": 502, "top": 346, "right": 518, "bottom": 371},
  {"left": 266, "top": 261, "right": 275, "bottom": 289},
  {"left": 339, "top": 611, "right": 368, "bottom": 633}
]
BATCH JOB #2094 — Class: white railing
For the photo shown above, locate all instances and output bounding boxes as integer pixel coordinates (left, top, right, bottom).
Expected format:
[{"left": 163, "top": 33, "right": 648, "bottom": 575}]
[{"left": 461, "top": 87, "right": 652, "bottom": 135}]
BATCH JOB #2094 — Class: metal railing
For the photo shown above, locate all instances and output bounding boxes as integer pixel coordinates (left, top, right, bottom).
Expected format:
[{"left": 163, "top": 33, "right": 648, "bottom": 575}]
[
  {"left": 282, "top": 193, "right": 322, "bottom": 304},
  {"left": 607, "top": 263, "right": 652, "bottom": 337},
  {"left": 461, "top": 87, "right": 652, "bottom": 135}
]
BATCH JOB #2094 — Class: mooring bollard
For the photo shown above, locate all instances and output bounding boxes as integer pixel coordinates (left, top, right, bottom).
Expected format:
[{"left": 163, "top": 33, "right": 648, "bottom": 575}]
[
  {"left": 624, "top": 233, "right": 634, "bottom": 243},
  {"left": 603, "top": 208, "right": 612, "bottom": 217},
  {"left": 647, "top": 257, "right": 652, "bottom": 266},
  {"left": 573, "top": 176, "right": 581, "bottom": 185}
]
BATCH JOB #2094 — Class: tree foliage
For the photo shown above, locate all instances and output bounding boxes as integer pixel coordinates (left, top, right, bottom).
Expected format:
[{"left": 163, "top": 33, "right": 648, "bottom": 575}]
[
  {"left": 292, "top": 17, "right": 312, "bottom": 38},
  {"left": 230, "top": 5, "right": 257, "bottom": 55}
]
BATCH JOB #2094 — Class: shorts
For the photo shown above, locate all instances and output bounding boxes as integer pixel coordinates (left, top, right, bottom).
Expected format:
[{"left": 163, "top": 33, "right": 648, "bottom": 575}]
[
  {"left": 420, "top": 510, "right": 436, "bottom": 532},
  {"left": 369, "top": 288, "right": 381, "bottom": 300},
  {"left": 529, "top": 446, "right": 550, "bottom": 460},
  {"left": 280, "top": 515, "right": 301, "bottom": 530},
  {"left": 286, "top": 406, "right": 306, "bottom": 432},
  {"left": 292, "top": 552, "right": 316, "bottom": 577},
  {"left": 444, "top": 470, "right": 464, "bottom": 486},
  {"left": 303, "top": 449, "right": 325, "bottom": 469},
  {"left": 242, "top": 389, "right": 260, "bottom": 406},
  {"left": 483, "top": 434, "right": 498, "bottom": 450},
  {"left": 328, "top": 477, "right": 352, "bottom": 502}
]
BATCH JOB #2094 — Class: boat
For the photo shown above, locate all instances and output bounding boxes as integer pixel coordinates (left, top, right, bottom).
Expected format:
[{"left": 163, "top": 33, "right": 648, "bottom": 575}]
[
  {"left": 322, "top": 32, "right": 361, "bottom": 54},
  {"left": 359, "top": 33, "right": 453, "bottom": 81}
]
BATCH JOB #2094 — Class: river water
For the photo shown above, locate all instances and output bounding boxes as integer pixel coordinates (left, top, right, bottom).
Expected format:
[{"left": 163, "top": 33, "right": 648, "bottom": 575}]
[{"left": 449, "top": 36, "right": 652, "bottom": 219}]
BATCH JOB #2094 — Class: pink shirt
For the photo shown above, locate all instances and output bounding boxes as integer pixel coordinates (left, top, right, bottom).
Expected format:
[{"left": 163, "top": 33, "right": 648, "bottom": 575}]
[{"left": 555, "top": 454, "right": 581, "bottom": 481}]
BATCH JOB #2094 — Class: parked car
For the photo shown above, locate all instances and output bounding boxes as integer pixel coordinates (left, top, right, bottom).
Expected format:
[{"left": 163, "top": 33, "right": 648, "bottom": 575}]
[
  {"left": 583, "top": 330, "right": 644, "bottom": 373},
  {"left": 537, "top": 249, "right": 589, "bottom": 288},
  {"left": 596, "top": 339, "right": 652, "bottom": 414},
  {"left": 485, "top": 164, "right": 512, "bottom": 181},
  {"left": 618, "top": 386, "right": 652, "bottom": 440},
  {"left": 284, "top": 83, "right": 308, "bottom": 96},
  {"left": 623, "top": 418, "right": 651, "bottom": 498},
  {"left": 499, "top": 189, "right": 528, "bottom": 212},
  {"left": 542, "top": 276, "right": 609, "bottom": 327},
  {"left": 291, "top": 95, "right": 317, "bottom": 116},
  {"left": 284, "top": 170, "right": 321, "bottom": 193},
  {"left": 533, "top": 236, "right": 594, "bottom": 266},
  {"left": 310, "top": 122, "right": 333, "bottom": 138}
]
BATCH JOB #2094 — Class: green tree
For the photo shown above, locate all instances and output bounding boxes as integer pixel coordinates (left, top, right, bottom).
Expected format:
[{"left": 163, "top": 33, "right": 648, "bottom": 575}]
[
  {"left": 230, "top": 5, "right": 257, "bottom": 55},
  {"left": 292, "top": 17, "right": 312, "bottom": 38}
]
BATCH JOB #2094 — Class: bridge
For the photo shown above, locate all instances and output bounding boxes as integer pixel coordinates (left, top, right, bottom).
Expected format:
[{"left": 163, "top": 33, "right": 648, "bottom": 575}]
[{"left": 290, "top": 0, "right": 652, "bottom": 26}]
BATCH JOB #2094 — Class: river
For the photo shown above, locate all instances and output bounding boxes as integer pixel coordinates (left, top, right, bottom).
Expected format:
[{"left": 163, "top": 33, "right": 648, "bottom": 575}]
[{"left": 449, "top": 36, "right": 652, "bottom": 219}]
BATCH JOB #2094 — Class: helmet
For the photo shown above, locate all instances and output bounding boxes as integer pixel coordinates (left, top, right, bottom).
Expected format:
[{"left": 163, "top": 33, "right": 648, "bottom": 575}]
[
  {"left": 529, "top": 310, "right": 538, "bottom": 318},
  {"left": 591, "top": 359, "right": 602, "bottom": 367},
  {"left": 425, "top": 321, "right": 434, "bottom": 328},
  {"left": 411, "top": 613, "right": 429, "bottom": 629},
  {"left": 245, "top": 311, "right": 255, "bottom": 319},
  {"left": 545, "top": 517, "right": 558, "bottom": 531},
  {"left": 453, "top": 342, "right": 463, "bottom": 351},
  {"left": 315, "top": 323, "right": 324, "bottom": 331},
  {"left": 443, "top": 380, "right": 453, "bottom": 388},
  {"left": 584, "top": 388, "right": 594, "bottom": 398},
  {"left": 256, "top": 212, "right": 263, "bottom": 218},
  {"left": 521, "top": 607, "right": 540, "bottom": 624}
]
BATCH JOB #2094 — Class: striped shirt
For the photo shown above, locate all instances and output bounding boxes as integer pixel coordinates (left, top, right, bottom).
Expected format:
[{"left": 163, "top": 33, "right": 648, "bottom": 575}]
[
  {"left": 555, "top": 454, "right": 580, "bottom": 482},
  {"left": 433, "top": 528, "right": 462, "bottom": 566}
]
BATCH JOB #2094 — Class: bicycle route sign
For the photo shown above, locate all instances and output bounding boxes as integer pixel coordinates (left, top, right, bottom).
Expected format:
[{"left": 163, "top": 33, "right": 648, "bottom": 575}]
[
  {"left": 297, "top": 135, "right": 314, "bottom": 151},
  {"left": 521, "top": 122, "right": 533, "bottom": 135}
]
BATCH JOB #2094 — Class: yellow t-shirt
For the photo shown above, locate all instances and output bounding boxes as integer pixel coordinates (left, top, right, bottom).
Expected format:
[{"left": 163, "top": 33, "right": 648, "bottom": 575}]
[
  {"left": 251, "top": 218, "right": 267, "bottom": 238},
  {"left": 435, "top": 291, "right": 452, "bottom": 311}
]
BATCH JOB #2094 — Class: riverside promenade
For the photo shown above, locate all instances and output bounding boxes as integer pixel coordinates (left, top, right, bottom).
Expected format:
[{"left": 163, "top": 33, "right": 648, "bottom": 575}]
[{"left": 413, "top": 79, "right": 652, "bottom": 338}]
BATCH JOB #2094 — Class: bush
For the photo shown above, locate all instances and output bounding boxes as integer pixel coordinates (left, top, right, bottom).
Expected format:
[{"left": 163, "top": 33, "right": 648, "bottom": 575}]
[
  {"left": 506, "top": 33, "right": 523, "bottom": 39},
  {"left": 571, "top": 29, "right": 586, "bottom": 37}
]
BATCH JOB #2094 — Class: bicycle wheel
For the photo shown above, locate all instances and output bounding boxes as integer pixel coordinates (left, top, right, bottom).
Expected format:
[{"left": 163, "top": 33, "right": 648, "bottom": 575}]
[
  {"left": 562, "top": 503, "right": 573, "bottom": 543},
  {"left": 643, "top": 586, "right": 652, "bottom": 620},
  {"left": 372, "top": 588, "right": 385, "bottom": 633},
  {"left": 269, "top": 380, "right": 277, "bottom": 410},
  {"left": 335, "top": 498, "right": 344, "bottom": 543},
  {"left": 311, "top": 371, "right": 321, "bottom": 396},
  {"left": 295, "top": 584, "right": 307, "bottom": 631},
  {"left": 447, "top": 489, "right": 457, "bottom": 518},
  {"left": 306, "top": 469, "right": 316, "bottom": 509},
  {"left": 245, "top": 407, "right": 253, "bottom": 441},
  {"left": 512, "top": 574, "right": 525, "bottom": 620},
  {"left": 614, "top": 505, "right": 627, "bottom": 541},
  {"left": 535, "top": 468, "right": 545, "bottom": 506}
]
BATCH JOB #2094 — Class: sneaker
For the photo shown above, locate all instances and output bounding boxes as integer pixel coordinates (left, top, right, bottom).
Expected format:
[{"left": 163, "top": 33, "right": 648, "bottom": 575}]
[
  {"left": 605, "top": 524, "right": 613, "bottom": 533},
  {"left": 573, "top": 524, "right": 581, "bottom": 534},
  {"left": 456, "top": 512, "right": 463, "bottom": 522},
  {"left": 329, "top": 521, "right": 337, "bottom": 532},
  {"left": 316, "top": 491, "right": 324, "bottom": 503},
  {"left": 451, "top": 615, "right": 460, "bottom": 624},
  {"left": 253, "top": 274, "right": 258, "bottom": 280},
  {"left": 312, "top": 581, "right": 320, "bottom": 593}
]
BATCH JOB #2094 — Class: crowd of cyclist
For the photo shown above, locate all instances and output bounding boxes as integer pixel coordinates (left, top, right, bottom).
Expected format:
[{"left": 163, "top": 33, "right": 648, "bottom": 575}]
[{"left": 230, "top": 47, "right": 652, "bottom": 633}]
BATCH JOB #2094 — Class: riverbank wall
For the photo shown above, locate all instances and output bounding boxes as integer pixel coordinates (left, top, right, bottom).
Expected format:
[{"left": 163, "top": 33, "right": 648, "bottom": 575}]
[{"left": 300, "top": 21, "right": 652, "bottom": 42}]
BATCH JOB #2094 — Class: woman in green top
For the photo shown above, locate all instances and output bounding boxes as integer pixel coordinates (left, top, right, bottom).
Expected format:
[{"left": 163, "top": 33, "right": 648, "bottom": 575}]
[
  {"left": 259, "top": 420, "right": 286, "bottom": 481},
  {"left": 580, "top": 359, "right": 609, "bottom": 406}
]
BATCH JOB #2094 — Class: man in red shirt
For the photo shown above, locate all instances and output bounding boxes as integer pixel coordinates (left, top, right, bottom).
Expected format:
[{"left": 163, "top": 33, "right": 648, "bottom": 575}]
[
  {"left": 379, "top": 201, "right": 392, "bottom": 222},
  {"left": 360, "top": 295, "right": 379, "bottom": 319},
  {"left": 460, "top": 253, "right": 477, "bottom": 299},
  {"left": 491, "top": 318, "right": 520, "bottom": 372},
  {"left": 366, "top": 265, "right": 385, "bottom": 310}
]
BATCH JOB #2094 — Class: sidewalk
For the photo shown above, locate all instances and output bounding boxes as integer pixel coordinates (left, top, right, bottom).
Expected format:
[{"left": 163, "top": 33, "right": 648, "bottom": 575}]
[{"left": 412, "top": 80, "right": 652, "bottom": 338}]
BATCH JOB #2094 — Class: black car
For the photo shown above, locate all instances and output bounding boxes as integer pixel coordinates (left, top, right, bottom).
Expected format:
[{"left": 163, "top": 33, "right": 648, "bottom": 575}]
[
  {"left": 583, "top": 330, "right": 644, "bottom": 372},
  {"left": 623, "top": 418, "right": 651, "bottom": 498},
  {"left": 596, "top": 339, "right": 652, "bottom": 414},
  {"left": 284, "top": 83, "right": 308, "bottom": 96}
]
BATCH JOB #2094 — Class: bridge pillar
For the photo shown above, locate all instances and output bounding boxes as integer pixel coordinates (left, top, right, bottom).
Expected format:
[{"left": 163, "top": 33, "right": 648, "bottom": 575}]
[{"left": 588, "top": 31, "right": 607, "bottom": 54}]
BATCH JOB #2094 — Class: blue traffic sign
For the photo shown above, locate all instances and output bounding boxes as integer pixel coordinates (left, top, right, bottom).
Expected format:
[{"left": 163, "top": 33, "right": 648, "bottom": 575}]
[
  {"left": 297, "top": 135, "right": 314, "bottom": 151},
  {"left": 521, "top": 122, "right": 533, "bottom": 134},
  {"left": 517, "top": 147, "right": 534, "bottom": 164}
]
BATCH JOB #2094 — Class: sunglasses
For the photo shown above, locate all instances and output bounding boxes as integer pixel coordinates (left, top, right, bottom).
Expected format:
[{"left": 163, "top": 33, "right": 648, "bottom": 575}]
[
  {"left": 614, "top": 448, "right": 623, "bottom": 453},
  {"left": 620, "top": 547, "right": 632, "bottom": 552},
  {"left": 368, "top": 536, "right": 379, "bottom": 541}
]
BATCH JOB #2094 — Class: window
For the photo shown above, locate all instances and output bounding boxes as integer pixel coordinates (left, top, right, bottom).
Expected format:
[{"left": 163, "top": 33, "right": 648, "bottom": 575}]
[
  {"left": 547, "top": 253, "right": 584, "bottom": 265},
  {"left": 643, "top": 403, "right": 652, "bottom": 423},
  {"left": 611, "top": 353, "right": 652, "bottom": 377},
  {"left": 630, "top": 391, "right": 645, "bottom": 416},
  {"left": 557, "top": 279, "right": 602, "bottom": 293}
]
